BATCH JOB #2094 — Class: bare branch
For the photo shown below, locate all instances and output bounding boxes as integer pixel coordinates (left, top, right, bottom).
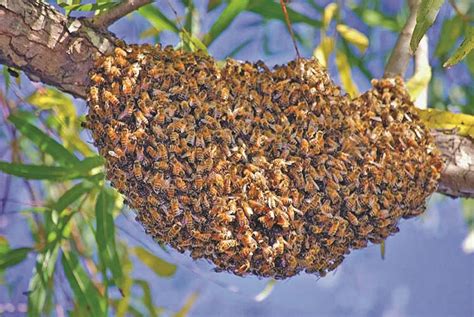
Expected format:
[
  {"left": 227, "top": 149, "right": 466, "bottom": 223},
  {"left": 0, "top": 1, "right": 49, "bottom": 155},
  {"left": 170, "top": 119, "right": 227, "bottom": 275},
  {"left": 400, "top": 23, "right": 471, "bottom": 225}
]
[
  {"left": 433, "top": 130, "right": 474, "bottom": 198},
  {"left": 384, "top": 0, "right": 421, "bottom": 78},
  {"left": 90, "top": 0, "right": 153, "bottom": 29}
]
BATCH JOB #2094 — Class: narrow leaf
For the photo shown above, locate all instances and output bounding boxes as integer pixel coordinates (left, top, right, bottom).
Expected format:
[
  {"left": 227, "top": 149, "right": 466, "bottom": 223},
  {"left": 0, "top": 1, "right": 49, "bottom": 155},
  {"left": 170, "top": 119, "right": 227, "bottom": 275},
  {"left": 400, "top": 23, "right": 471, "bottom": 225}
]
[
  {"left": 0, "top": 162, "right": 89, "bottom": 180},
  {"left": 322, "top": 3, "right": 338, "bottom": 29},
  {"left": 52, "top": 181, "right": 94, "bottom": 213},
  {"left": 336, "top": 24, "right": 369, "bottom": 53},
  {"left": 335, "top": 49, "right": 359, "bottom": 98},
  {"left": 8, "top": 113, "right": 79, "bottom": 166},
  {"left": 254, "top": 279, "right": 276, "bottom": 302},
  {"left": 444, "top": 25, "right": 474, "bottom": 67},
  {"left": 352, "top": 7, "right": 402, "bottom": 32},
  {"left": 410, "top": 0, "right": 444, "bottom": 53},
  {"left": 203, "top": 0, "right": 249, "bottom": 46},
  {"left": 435, "top": 15, "right": 464, "bottom": 57},
  {"left": 313, "top": 36, "right": 335, "bottom": 67},
  {"left": 380, "top": 241, "right": 386, "bottom": 260},
  {"left": 95, "top": 188, "right": 123, "bottom": 288},
  {"left": 207, "top": 0, "right": 222, "bottom": 12},
  {"left": 62, "top": 251, "right": 107, "bottom": 316},
  {"left": 0, "top": 247, "right": 32, "bottom": 270},
  {"left": 135, "top": 279, "right": 160, "bottom": 317},
  {"left": 406, "top": 61, "right": 432, "bottom": 99},
  {"left": 247, "top": 0, "right": 322, "bottom": 28},
  {"left": 139, "top": 4, "right": 179, "bottom": 33},
  {"left": 173, "top": 292, "right": 199, "bottom": 317},
  {"left": 133, "top": 247, "right": 177, "bottom": 277}
]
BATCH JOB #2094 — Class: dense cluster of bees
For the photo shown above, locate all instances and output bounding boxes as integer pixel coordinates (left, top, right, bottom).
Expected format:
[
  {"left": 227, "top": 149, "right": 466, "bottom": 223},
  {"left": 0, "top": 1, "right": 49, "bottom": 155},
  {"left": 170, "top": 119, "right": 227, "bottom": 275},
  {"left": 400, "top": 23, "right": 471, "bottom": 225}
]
[{"left": 84, "top": 43, "right": 443, "bottom": 278}]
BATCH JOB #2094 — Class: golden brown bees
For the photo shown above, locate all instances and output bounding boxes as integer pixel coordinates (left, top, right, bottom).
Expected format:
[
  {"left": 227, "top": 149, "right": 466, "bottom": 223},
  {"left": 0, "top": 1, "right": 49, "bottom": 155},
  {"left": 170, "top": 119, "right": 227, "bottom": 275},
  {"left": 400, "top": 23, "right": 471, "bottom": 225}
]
[{"left": 87, "top": 43, "right": 443, "bottom": 280}]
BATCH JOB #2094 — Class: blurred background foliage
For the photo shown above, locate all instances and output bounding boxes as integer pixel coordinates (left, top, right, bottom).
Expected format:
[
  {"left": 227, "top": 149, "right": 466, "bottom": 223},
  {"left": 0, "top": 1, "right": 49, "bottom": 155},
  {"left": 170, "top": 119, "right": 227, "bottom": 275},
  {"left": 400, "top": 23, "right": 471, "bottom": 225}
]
[{"left": 0, "top": 0, "right": 473, "bottom": 316}]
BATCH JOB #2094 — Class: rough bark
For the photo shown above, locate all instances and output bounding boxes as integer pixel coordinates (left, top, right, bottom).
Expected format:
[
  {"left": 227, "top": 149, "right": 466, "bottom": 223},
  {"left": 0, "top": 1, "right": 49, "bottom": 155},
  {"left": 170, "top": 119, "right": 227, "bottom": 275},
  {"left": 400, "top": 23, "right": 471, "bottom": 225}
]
[{"left": 0, "top": 0, "right": 473, "bottom": 198}]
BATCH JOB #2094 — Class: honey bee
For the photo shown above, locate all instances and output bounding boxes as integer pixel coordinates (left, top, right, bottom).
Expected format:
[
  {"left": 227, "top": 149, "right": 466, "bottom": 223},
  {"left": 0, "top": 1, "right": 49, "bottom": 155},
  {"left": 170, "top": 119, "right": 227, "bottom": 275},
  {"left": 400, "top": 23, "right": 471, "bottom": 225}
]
[
  {"left": 217, "top": 239, "right": 238, "bottom": 252},
  {"left": 174, "top": 177, "right": 187, "bottom": 191},
  {"left": 346, "top": 211, "right": 359, "bottom": 226},
  {"left": 105, "top": 125, "right": 119, "bottom": 144},
  {"left": 235, "top": 260, "right": 250, "bottom": 275},
  {"left": 327, "top": 220, "right": 340, "bottom": 236},
  {"left": 132, "top": 160, "right": 143, "bottom": 180},
  {"left": 191, "top": 230, "right": 211, "bottom": 242},
  {"left": 258, "top": 210, "right": 275, "bottom": 229},
  {"left": 91, "top": 73, "right": 105, "bottom": 85},
  {"left": 168, "top": 223, "right": 182, "bottom": 237},
  {"left": 236, "top": 208, "right": 249, "bottom": 228},
  {"left": 102, "top": 90, "right": 119, "bottom": 106}
]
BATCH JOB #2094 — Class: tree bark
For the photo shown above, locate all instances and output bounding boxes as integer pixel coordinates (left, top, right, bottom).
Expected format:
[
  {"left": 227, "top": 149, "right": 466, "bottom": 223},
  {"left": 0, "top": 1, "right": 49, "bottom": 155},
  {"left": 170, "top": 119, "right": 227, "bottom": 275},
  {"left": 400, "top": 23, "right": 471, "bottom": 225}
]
[{"left": 1, "top": 0, "right": 473, "bottom": 198}]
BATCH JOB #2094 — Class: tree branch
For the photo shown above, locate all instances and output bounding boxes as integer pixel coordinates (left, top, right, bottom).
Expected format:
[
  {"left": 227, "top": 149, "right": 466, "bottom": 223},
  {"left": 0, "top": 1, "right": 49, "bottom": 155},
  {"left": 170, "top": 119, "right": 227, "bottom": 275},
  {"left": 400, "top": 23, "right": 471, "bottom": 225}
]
[
  {"left": 90, "top": 0, "right": 153, "bottom": 29},
  {"left": 384, "top": 0, "right": 420, "bottom": 77},
  {"left": 0, "top": 0, "right": 473, "bottom": 198}
]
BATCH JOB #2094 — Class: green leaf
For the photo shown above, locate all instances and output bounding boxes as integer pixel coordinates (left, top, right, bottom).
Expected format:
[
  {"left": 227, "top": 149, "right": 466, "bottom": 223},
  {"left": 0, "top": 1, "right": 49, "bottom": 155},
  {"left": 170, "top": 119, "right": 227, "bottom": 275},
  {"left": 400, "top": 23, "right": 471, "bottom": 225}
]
[
  {"left": 207, "top": 0, "right": 222, "bottom": 12},
  {"left": 0, "top": 247, "right": 32, "bottom": 270},
  {"left": 444, "top": 25, "right": 474, "bottom": 67},
  {"left": 62, "top": 251, "right": 107, "bottom": 316},
  {"left": 380, "top": 241, "right": 386, "bottom": 260},
  {"left": 410, "top": 0, "right": 444, "bottom": 53},
  {"left": 95, "top": 188, "right": 123, "bottom": 289},
  {"left": 227, "top": 38, "right": 253, "bottom": 58},
  {"left": 26, "top": 88, "right": 76, "bottom": 117},
  {"left": 8, "top": 113, "right": 80, "bottom": 166},
  {"left": 133, "top": 247, "right": 177, "bottom": 277},
  {"left": 135, "top": 279, "right": 161, "bottom": 317},
  {"left": 2, "top": 66, "right": 11, "bottom": 93},
  {"left": 203, "top": 0, "right": 249, "bottom": 46},
  {"left": 59, "top": 1, "right": 118, "bottom": 12},
  {"left": 247, "top": 0, "right": 322, "bottom": 28},
  {"left": 173, "top": 292, "right": 199, "bottom": 317},
  {"left": 0, "top": 162, "right": 87, "bottom": 180},
  {"left": 352, "top": 7, "right": 402, "bottom": 32},
  {"left": 52, "top": 181, "right": 95, "bottom": 213},
  {"left": 254, "top": 279, "right": 276, "bottom": 302},
  {"left": 435, "top": 15, "right": 464, "bottom": 57},
  {"left": 139, "top": 4, "right": 179, "bottom": 33},
  {"left": 28, "top": 247, "right": 59, "bottom": 317},
  {"left": 466, "top": 51, "right": 474, "bottom": 75}
]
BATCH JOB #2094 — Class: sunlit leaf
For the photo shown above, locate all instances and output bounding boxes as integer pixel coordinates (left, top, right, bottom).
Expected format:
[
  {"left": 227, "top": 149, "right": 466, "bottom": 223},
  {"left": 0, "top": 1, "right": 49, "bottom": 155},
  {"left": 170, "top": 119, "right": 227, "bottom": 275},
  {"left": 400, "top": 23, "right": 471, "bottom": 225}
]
[
  {"left": 140, "top": 27, "right": 161, "bottom": 39},
  {"left": 335, "top": 49, "right": 359, "bottom": 98},
  {"left": 139, "top": 4, "right": 179, "bottom": 33},
  {"left": 336, "top": 24, "right": 369, "bottom": 53},
  {"left": 410, "top": 0, "right": 444, "bottom": 53},
  {"left": 133, "top": 247, "right": 177, "bottom": 277},
  {"left": 444, "top": 25, "right": 474, "bottom": 67},
  {"left": 62, "top": 250, "right": 107, "bottom": 316},
  {"left": 173, "top": 291, "right": 199, "bottom": 317},
  {"left": 247, "top": 0, "right": 322, "bottom": 28},
  {"left": 313, "top": 36, "right": 335, "bottom": 67},
  {"left": 115, "top": 257, "right": 132, "bottom": 317},
  {"left": 254, "top": 279, "right": 276, "bottom": 302},
  {"left": 8, "top": 113, "right": 80, "bottom": 166},
  {"left": 95, "top": 187, "right": 123, "bottom": 290},
  {"left": 203, "top": 0, "right": 249, "bottom": 46},
  {"left": 322, "top": 3, "right": 338, "bottom": 29},
  {"left": 0, "top": 247, "right": 32, "bottom": 271},
  {"left": 435, "top": 15, "right": 464, "bottom": 57},
  {"left": 416, "top": 108, "right": 474, "bottom": 138},
  {"left": 26, "top": 88, "right": 75, "bottom": 117}
]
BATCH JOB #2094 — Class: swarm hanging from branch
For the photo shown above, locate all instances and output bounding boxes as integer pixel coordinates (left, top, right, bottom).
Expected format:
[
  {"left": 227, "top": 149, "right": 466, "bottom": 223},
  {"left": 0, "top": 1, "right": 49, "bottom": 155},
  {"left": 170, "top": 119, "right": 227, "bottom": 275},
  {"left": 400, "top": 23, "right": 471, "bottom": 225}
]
[{"left": 83, "top": 43, "right": 443, "bottom": 279}]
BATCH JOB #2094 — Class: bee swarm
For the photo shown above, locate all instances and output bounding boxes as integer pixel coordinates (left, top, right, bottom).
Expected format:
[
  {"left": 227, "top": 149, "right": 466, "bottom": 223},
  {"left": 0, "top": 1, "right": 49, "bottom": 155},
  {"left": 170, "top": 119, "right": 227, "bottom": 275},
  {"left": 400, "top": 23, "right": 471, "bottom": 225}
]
[{"left": 84, "top": 44, "right": 443, "bottom": 279}]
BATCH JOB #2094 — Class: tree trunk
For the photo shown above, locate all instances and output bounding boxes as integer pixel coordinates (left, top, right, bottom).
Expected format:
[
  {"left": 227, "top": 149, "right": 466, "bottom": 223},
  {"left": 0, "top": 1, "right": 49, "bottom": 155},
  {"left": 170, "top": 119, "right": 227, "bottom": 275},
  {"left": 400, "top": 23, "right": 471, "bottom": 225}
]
[{"left": 1, "top": 0, "right": 473, "bottom": 198}]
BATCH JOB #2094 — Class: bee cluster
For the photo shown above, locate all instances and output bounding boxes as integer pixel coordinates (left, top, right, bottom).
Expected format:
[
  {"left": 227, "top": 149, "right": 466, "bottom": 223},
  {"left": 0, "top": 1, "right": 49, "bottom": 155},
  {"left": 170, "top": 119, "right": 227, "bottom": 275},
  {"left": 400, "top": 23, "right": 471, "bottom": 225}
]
[{"left": 84, "top": 44, "right": 443, "bottom": 279}]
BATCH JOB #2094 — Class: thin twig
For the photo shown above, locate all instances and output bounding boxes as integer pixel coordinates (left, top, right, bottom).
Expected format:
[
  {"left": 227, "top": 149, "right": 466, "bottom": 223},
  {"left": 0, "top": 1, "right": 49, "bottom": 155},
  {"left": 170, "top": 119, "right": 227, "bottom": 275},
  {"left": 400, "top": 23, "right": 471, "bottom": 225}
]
[
  {"left": 384, "top": 0, "right": 421, "bottom": 78},
  {"left": 90, "top": 0, "right": 153, "bottom": 29},
  {"left": 280, "top": 0, "right": 301, "bottom": 59}
]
